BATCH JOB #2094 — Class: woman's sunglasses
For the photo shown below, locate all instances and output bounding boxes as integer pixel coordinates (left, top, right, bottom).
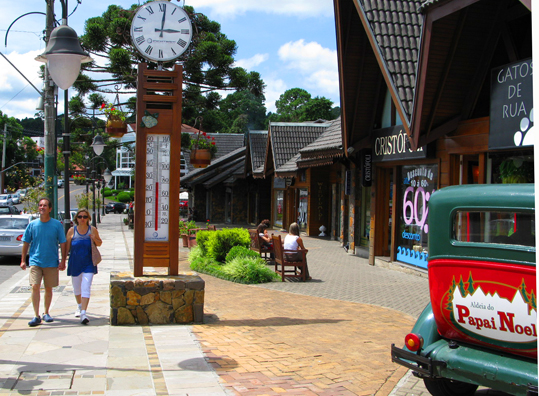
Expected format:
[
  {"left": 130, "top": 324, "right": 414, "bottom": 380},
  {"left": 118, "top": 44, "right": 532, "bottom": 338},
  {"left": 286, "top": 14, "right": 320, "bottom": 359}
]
[{"left": 77, "top": 215, "right": 89, "bottom": 219}]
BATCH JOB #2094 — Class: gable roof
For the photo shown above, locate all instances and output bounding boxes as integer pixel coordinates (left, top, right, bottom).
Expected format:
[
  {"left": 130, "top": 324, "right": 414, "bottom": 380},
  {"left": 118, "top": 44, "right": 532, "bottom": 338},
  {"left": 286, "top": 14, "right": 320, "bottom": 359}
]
[
  {"left": 265, "top": 121, "right": 332, "bottom": 178},
  {"left": 247, "top": 130, "right": 268, "bottom": 177},
  {"left": 297, "top": 117, "right": 343, "bottom": 168},
  {"left": 181, "top": 147, "right": 246, "bottom": 188}
]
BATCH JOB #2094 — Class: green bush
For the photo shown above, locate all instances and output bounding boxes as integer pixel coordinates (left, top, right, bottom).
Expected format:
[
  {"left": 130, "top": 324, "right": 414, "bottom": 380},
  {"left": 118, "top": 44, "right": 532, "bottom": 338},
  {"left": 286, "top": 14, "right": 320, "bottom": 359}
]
[
  {"left": 225, "top": 246, "right": 260, "bottom": 263},
  {"left": 104, "top": 189, "right": 113, "bottom": 197},
  {"left": 116, "top": 191, "right": 131, "bottom": 203},
  {"left": 112, "top": 189, "right": 119, "bottom": 195},
  {"left": 206, "top": 228, "right": 250, "bottom": 262},
  {"left": 129, "top": 190, "right": 135, "bottom": 200},
  {"left": 196, "top": 231, "right": 213, "bottom": 255},
  {"left": 220, "top": 257, "right": 278, "bottom": 283}
]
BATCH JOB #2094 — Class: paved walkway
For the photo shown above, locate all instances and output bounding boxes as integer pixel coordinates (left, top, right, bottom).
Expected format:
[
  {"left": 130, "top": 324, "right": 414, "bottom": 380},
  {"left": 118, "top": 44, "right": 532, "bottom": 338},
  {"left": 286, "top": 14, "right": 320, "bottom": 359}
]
[{"left": 0, "top": 213, "right": 438, "bottom": 395}]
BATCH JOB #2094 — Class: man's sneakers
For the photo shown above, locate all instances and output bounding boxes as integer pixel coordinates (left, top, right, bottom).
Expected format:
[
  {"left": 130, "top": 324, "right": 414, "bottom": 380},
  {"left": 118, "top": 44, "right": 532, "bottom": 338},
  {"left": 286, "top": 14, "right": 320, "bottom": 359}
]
[
  {"left": 80, "top": 313, "right": 89, "bottom": 325},
  {"left": 28, "top": 316, "right": 41, "bottom": 327},
  {"left": 75, "top": 305, "right": 81, "bottom": 318},
  {"left": 43, "top": 313, "right": 54, "bottom": 323}
]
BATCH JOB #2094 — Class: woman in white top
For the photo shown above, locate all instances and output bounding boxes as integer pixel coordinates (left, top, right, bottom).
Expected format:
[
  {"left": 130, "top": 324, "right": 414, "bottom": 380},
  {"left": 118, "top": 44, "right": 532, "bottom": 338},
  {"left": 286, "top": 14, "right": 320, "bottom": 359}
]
[{"left": 283, "top": 222, "right": 311, "bottom": 280}]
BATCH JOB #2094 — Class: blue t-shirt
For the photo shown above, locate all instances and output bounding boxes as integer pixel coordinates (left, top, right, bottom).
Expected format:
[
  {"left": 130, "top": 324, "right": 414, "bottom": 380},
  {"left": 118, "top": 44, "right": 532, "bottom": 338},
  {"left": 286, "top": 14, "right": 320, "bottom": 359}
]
[{"left": 22, "top": 218, "right": 66, "bottom": 268}]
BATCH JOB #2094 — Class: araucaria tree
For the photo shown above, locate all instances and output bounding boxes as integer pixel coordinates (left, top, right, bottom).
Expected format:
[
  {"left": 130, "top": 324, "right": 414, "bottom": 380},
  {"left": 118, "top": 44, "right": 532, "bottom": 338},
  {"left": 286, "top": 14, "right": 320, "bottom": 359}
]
[{"left": 77, "top": 4, "right": 266, "bottom": 131}]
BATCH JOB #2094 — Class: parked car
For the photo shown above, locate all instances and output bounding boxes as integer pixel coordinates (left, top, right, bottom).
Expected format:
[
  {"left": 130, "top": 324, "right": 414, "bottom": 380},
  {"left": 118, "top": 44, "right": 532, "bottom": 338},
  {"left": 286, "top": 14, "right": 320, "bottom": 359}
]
[
  {"left": 180, "top": 200, "right": 188, "bottom": 208},
  {"left": 391, "top": 184, "right": 536, "bottom": 396},
  {"left": 106, "top": 202, "right": 127, "bottom": 214},
  {"left": 0, "top": 206, "right": 20, "bottom": 215},
  {"left": 16, "top": 189, "right": 27, "bottom": 200},
  {"left": 0, "top": 194, "right": 13, "bottom": 206},
  {"left": 58, "top": 179, "right": 64, "bottom": 188},
  {"left": 11, "top": 192, "right": 20, "bottom": 205},
  {"left": 58, "top": 209, "right": 78, "bottom": 228},
  {"left": 0, "top": 214, "right": 38, "bottom": 257}
]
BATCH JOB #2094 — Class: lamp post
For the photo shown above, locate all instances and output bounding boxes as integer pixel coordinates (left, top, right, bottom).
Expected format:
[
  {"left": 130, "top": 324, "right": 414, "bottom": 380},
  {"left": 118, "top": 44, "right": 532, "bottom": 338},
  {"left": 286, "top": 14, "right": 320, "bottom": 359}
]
[
  {"left": 87, "top": 134, "right": 106, "bottom": 227},
  {"left": 35, "top": 0, "right": 93, "bottom": 234},
  {"left": 103, "top": 168, "right": 112, "bottom": 216}
]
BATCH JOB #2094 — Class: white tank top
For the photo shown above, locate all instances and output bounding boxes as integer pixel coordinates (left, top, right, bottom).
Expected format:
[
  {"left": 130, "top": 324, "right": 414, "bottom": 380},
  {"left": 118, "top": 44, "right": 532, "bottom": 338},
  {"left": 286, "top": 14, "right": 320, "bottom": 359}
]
[{"left": 283, "top": 234, "right": 299, "bottom": 250}]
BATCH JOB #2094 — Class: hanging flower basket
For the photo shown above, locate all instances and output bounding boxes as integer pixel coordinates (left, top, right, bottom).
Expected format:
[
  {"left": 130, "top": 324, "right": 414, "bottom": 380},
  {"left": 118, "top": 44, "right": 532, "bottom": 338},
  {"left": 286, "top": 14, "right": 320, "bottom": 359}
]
[
  {"left": 190, "top": 149, "right": 211, "bottom": 168},
  {"left": 106, "top": 115, "right": 127, "bottom": 138}
]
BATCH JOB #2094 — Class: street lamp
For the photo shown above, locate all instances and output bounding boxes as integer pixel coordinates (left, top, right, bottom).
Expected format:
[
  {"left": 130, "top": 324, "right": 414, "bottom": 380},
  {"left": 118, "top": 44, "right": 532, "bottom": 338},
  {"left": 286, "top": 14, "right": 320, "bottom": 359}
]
[
  {"left": 91, "top": 134, "right": 106, "bottom": 156},
  {"left": 103, "top": 168, "right": 112, "bottom": 216},
  {"left": 35, "top": 3, "right": 93, "bottom": 234}
]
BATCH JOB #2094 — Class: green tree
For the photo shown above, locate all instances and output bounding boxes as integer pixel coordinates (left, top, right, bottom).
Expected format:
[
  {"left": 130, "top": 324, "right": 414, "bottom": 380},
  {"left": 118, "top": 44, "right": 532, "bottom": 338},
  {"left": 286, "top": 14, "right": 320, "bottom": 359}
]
[
  {"left": 78, "top": 4, "right": 266, "bottom": 127},
  {"left": 270, "top": 88, "right": 338, "bottom": 123},
  {"left": 220, "top": 91, "right": 267, "bottom": 132}
]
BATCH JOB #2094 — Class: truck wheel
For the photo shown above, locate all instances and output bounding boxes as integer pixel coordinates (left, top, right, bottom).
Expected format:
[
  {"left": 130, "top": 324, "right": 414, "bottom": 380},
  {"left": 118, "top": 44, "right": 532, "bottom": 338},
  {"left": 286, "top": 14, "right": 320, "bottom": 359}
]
[{"left": 423, "top": 378, "right": 478, "bottom": 396}]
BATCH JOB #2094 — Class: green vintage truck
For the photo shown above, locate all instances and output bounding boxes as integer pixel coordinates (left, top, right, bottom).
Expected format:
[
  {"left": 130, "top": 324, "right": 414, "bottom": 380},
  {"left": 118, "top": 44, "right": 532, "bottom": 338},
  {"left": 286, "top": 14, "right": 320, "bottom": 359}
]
[{"left": 392, "top": 184, "right": 537, "bottom": 396}]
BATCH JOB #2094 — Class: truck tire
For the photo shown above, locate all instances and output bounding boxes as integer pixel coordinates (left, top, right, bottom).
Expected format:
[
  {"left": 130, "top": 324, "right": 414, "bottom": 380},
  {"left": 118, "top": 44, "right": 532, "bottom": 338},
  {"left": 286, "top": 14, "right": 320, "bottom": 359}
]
[{"left": 423, "top": 378, "right": 478, "bottom": 396}]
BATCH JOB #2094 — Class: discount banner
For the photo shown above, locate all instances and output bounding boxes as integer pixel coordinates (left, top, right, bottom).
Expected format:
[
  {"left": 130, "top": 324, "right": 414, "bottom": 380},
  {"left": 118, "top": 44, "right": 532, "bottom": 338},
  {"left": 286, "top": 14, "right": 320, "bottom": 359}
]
[{"left": 396, "top": 164, "right": 438, "bottom": 268}]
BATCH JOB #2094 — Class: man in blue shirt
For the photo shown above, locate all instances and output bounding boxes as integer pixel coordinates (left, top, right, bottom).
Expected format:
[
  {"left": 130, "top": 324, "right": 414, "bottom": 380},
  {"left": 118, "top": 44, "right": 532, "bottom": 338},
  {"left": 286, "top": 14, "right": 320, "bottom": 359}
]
[{"left": 20, "top": 198, "right": 67, "bottom": 326}]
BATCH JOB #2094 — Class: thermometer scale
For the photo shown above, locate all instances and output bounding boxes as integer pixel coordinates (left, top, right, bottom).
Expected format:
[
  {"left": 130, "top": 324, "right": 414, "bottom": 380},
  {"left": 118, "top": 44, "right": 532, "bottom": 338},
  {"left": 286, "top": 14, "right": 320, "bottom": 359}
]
[{"left": 144, "top": 134, "right": 170, "bottom": 242}]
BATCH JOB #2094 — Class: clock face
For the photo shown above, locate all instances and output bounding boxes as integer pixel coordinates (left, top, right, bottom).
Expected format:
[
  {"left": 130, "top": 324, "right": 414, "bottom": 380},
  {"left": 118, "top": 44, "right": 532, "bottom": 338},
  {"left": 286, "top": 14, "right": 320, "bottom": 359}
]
[
  {"left": 144, "top": 134, "right": 171, "bottom": 242},
  {"left": 131, "top": 0, "right": 193, "bottom": 62}
]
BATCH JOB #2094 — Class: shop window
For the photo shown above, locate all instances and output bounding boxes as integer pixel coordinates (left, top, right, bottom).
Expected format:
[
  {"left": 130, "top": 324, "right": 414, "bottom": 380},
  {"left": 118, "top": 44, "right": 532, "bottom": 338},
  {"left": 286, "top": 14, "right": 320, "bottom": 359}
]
[
  {"left": 396, "top": 164, "right": 438, "bottom": 269},
  {"left": 298, "top": 189, "right": 308, "bottom": 230},
  {"left": 274, "top": 190, "right": 284, "bottom": 228}
]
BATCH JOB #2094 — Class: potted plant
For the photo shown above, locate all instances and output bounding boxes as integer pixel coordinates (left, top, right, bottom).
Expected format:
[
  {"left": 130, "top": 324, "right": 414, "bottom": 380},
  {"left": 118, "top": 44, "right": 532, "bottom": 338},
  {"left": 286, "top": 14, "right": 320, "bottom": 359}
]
[
  {"left": 102, "top": 102, "right": 128, "bottom": 138},
  {"left": 189, "top": 122, "right": 217, "bottom": 168},
  {"left": 179, "top": 220, "right": 198, "bottom": 247}
]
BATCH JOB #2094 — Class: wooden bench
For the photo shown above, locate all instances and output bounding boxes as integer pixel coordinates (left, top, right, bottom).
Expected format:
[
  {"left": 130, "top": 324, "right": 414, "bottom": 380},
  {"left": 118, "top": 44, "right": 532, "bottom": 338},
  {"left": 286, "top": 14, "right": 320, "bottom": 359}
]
[
  {"left": 271, "top": 234, "right": 308, "bottom": 282},
  {"left": 248, "top": 229, "right": 274, "bottom": 261}
]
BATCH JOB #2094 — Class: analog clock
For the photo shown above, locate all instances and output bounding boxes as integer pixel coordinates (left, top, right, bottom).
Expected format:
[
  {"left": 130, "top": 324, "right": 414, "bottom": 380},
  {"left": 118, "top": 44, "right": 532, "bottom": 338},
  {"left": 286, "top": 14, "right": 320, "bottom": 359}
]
[{"left": 131, "top": 0, "right": 193, "bottom": 62}]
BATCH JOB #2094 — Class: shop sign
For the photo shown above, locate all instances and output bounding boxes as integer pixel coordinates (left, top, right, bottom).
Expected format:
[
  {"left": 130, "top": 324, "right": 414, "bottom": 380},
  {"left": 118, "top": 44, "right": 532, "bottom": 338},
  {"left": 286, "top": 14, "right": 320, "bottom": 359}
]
[
  {"left": 489, "top": 58, "right": 533, "bottom": 149},
  {"left": 396, "top": 164, "right": 438, "bottom": 269},
  {"left": 372, "top": 126, "right": 425, "bottom": 162},
  {"left": 274, "top": 178, "right": 286, "bottom": 189},
  {"left": 361, "top": 149, "right": 372, "bottom": 187}
]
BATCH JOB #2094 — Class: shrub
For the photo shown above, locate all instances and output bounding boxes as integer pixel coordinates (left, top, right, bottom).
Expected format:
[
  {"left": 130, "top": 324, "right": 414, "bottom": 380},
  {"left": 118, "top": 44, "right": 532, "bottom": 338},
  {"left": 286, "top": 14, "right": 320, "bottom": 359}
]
[
  {"left": 104, "top": 189, "right": 113, "bottom": 197},
  {"left": 129, "top": 190, "right": 135, "bottom": 200},
  {"left": 112, "top": 189, "right": 119, "bottom": 195},
  {"left": 220, "top": 256, "right": 279, "bottom": 283},
  {"left": 226, "top": 246, "right": 260, "bottom": 263},
  {"left": 116, "top": 191, "right": 131, "bottom": 203},
  {"left": 205, "top": 228, "right": 250, "bottom": 262},
  {"left": 196, "top": 230, "right": 213, "bottom": 255}
]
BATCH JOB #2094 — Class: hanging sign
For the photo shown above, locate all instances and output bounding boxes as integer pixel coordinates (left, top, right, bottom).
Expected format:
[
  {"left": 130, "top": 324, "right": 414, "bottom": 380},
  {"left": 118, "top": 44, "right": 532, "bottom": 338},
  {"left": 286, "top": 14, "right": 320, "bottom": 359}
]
[
  {"left": 361, "top": 149, "right": 372, "bottom": 187},
  {"left": 489, "top": 58, "right": 533, "bottom": 149}
]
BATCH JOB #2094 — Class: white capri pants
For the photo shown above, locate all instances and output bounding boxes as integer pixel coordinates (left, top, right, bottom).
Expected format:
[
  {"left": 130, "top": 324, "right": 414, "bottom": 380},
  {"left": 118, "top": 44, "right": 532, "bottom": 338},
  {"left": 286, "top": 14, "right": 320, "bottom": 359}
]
[{"left": 72, "top": 273, "right": 94, "bottom": 298}]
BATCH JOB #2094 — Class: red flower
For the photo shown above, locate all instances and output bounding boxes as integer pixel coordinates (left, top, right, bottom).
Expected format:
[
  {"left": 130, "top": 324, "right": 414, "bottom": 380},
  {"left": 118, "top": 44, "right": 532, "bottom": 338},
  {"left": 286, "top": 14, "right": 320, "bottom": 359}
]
[
  {"left": 202, "top": 132, "right": 207, "bottom": 137},
  {"left": 211, "top": 141, "right": 216, "bottom": 145},
  {"left": 212, "top": 137, "right": 215, "bottom": 140},
  {"left": 101, "top": 103, "right": 106, "bottom": 109}
]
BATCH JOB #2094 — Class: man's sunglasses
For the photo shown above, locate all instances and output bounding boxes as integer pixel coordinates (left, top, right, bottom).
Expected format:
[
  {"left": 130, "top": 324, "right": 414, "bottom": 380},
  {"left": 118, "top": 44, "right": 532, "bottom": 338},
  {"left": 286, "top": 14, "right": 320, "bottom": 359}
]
[{"left": 77, "top": 215, "right": 89, "bottom": 219}]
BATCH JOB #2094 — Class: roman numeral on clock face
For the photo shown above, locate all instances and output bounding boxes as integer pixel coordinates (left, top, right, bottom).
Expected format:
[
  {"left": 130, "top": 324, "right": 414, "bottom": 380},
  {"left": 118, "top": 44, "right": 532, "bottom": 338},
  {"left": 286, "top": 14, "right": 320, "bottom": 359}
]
[
  {"left": 159, "top": 3, "right": 166, "bottom": 12},
  {"left": 159, "top": 49, "right": 163, "bottom": 58},
  {"left": 177, "top": 38, "right": 187, "bottom": 48},
  {"left": 136, "top": 36, "right": 145, "bottom": 45},
  {"left": 178, "top": 17, "right": 187, "bottom": 23},
  {"left": 147, "top": 5, "right": 154, "bottom": 14},
  {"left": 145, "top": 45, "right": 153, "bottom": 55},
  {"left": 134, "top": 26, "right": 143, "bottom": 32},
  {"left": 171, "top": 48, "right": 177, "bottom": 55},
  {"left": 181, "top": 29, "right": 190, "bottom": 34}
]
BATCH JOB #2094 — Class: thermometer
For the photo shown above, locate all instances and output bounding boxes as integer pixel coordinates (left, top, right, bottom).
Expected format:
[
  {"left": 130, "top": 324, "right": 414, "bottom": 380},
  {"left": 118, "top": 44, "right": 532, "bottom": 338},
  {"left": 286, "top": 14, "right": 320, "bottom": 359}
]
[{"left": 144, "top": 134, "right": 170, "bottom": 241}]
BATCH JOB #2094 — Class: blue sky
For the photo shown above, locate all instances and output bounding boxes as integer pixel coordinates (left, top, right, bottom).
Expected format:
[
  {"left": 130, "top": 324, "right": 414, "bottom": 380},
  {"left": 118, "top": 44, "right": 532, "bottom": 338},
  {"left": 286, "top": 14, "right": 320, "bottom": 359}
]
[{"left": 0, "top": 0, "right": 339, "bottom": 122}]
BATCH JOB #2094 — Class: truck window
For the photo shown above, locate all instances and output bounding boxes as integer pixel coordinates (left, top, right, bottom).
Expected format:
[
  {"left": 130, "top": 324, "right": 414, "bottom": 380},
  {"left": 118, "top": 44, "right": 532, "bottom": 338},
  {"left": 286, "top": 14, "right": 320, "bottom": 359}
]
[{"left": 453, "top": 211, "right": 535, "bottom": 247}]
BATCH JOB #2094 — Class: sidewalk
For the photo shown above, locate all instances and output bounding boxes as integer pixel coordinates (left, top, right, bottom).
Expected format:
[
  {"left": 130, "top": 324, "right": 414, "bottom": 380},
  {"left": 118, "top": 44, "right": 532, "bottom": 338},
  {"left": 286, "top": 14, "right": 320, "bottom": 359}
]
[{"left": 0, "top": 214, "right": 431, "bottom": 395}]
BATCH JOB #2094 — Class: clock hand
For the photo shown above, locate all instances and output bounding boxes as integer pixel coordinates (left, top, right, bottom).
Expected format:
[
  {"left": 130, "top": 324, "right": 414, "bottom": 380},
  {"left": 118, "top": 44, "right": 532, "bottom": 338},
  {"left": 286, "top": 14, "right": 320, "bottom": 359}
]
[
  {"left": 159, "top": 5, "right": 166, "bottom": 38},
  {"left": 154, "top": 28, "right": 182, "bottom": 33}
]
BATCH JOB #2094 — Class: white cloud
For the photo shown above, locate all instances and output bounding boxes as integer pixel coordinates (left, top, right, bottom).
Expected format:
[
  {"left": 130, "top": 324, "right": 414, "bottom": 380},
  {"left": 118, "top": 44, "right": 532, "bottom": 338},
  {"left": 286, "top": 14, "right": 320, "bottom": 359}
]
[
  {"left": 234, "top": 54, "right": 269, "bottom": 70},
  {"left": 192, "top": 0, "right": 331, "bottom": 18},
  {"left": 263, "top": 77, "right": 287, "bottom": 113},
  {"left": 278, "top": 39, "right": 339, "bottom": 98},
  {"left": 0, "top": 50, "right": 43, "bottom": 92}
]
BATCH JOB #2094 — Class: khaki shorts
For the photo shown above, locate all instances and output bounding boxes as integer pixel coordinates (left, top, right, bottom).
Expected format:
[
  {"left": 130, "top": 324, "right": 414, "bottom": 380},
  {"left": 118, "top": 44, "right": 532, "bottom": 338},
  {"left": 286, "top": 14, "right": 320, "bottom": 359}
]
[{"left": 29, "top": 266, "right": 59, "bottom": 288}]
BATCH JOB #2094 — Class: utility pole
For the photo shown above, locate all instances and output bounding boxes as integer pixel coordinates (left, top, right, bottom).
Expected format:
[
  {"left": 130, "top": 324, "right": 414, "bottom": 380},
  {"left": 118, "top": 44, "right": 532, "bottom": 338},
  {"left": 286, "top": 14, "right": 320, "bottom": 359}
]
[
  {"left": 43, "top": 0, "right": 57, "bottom": 214},
  {"left": 1, "top": 124, "right": 6, "bottom": 193}
]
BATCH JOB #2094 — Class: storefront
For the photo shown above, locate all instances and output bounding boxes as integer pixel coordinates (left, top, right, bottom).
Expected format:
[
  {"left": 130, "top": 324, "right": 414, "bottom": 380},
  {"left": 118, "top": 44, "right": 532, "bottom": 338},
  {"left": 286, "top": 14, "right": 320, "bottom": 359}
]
[{"left": 369, "top": 125, "right": 435, "bottom": 269}]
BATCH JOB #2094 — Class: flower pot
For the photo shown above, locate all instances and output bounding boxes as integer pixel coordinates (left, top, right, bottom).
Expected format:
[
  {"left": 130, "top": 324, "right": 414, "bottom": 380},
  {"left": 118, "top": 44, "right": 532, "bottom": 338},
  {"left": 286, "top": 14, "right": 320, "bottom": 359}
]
[
  {"left": 181, "top": 234, "right": 189, "bottom": 248},
  {"left": 106, "top": 116, "right": 127, "bottom": 138},
  {"left": 190, "top": 149, "right": 211, "bottom": 168}
]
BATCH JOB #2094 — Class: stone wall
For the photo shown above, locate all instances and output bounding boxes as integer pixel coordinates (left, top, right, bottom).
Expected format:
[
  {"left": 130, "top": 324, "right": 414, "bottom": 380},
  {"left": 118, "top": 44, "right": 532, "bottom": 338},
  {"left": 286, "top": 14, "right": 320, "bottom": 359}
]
[{"left": 110, "top": 271, "right": 205, "bottom": 325}]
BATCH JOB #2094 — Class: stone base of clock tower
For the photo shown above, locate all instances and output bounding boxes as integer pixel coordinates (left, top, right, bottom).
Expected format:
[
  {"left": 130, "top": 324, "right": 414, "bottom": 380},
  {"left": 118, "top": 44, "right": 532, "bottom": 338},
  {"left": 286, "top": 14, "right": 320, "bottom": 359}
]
[{"left": 109, "top": 271, "right": 205, "bottom": 325}]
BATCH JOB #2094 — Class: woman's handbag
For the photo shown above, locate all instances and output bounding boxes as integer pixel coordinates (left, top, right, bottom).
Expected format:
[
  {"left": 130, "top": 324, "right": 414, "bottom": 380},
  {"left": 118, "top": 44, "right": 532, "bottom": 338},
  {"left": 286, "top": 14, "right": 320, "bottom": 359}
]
[{"left": 90, "top": 227, "right": 102, "bottom": 266}]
